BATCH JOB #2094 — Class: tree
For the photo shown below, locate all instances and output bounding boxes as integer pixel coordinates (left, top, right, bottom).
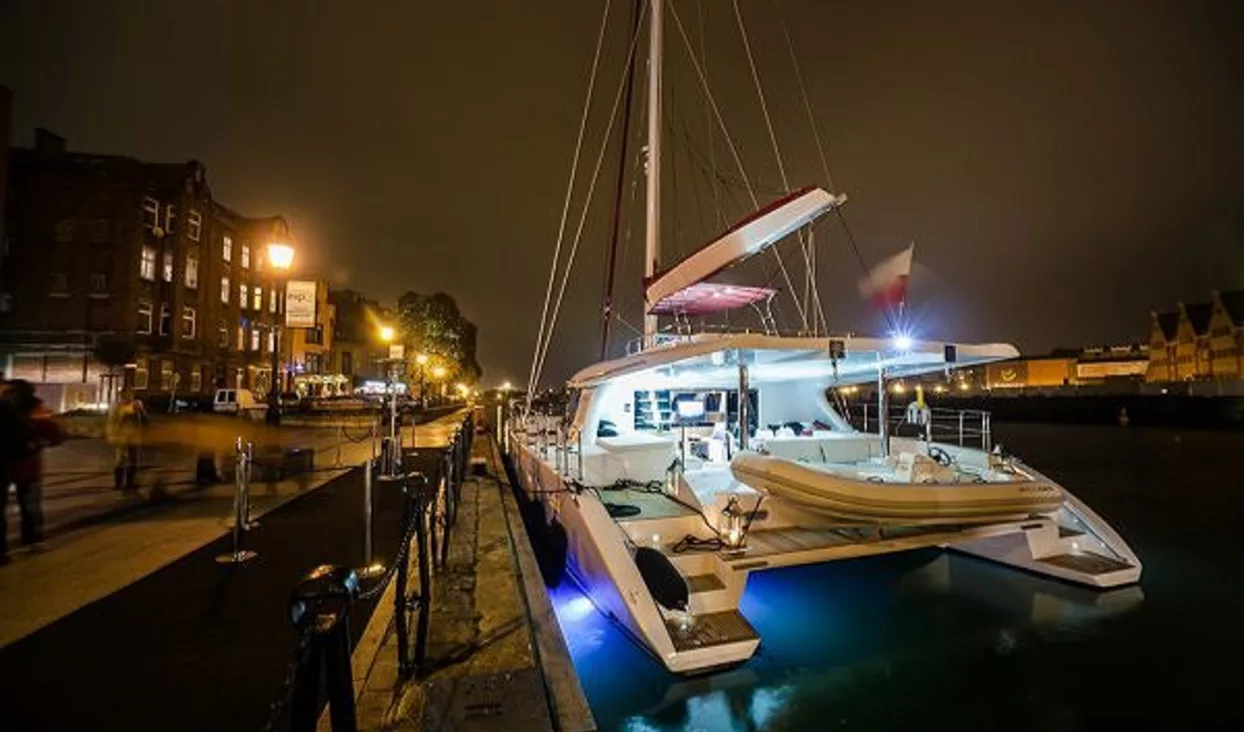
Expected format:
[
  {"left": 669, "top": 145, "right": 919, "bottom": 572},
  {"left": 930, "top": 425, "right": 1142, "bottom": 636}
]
[{"left": 396, "top": 291, "right": 482, "bottom": 383}]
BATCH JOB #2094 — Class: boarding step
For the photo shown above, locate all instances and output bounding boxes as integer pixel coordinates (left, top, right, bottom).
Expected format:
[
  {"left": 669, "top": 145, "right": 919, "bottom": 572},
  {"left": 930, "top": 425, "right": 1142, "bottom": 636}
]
[
  {"left": 685, "top": 573, "right": 733, "bottom": 614},
  {"left": 1057, "top": 526, "right": 1086, "bottom": 539},
  {"left": 686, "top": 574, "right": 725, "bottom": 594},
  {"left": 665, "top": 609, "right": 759, "bottom": 653},
  {"left": 1038, "top": 551, "right": 1134, "bottom": 576}
]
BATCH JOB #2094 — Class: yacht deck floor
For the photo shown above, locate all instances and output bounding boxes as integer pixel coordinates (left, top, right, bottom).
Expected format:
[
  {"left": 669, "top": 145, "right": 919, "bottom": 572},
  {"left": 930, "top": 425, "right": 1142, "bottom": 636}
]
[{"left": 599, "top": 487, "right": 699, "bottom": 522}]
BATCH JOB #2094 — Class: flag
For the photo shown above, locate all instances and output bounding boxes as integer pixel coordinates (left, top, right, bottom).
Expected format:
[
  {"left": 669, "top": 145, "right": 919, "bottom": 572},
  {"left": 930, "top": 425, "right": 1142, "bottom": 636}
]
[{"left": 858, "top": 243, "right": 914, "bottom": 308}]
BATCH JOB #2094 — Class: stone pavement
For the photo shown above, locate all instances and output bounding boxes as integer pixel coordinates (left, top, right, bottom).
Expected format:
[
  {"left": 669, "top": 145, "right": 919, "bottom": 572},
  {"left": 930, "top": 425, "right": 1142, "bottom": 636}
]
[
  {"left": 338, "top": 433, "right": 594, "bottom": 732},
  {"left": 0, "top": 413, "right": 464, "bottom": 648}
]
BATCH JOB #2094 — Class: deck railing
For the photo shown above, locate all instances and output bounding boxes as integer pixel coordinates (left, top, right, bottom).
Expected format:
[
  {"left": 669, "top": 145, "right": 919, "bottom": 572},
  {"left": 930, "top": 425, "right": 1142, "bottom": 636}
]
[{"left": 853, "top": 403, "right": 992, "bottom": 452}]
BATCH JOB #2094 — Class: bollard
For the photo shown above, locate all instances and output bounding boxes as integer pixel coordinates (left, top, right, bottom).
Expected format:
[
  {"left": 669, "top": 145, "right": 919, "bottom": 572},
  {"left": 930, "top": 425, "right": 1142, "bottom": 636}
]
[
  {"left": 334, "top": 424, "right": 344, "bottom": 468},
  {"left": 287, "top": 565, "right": 361, "bottom": 732},
  {"left": 243, "top": 441, "right": 258, "bottom": 529},
  {"left": 216, "top": 438, "right": 257, "bottom": 564},
  {"left": 357, "top": 457, "right": 384, "bottom": 578}
]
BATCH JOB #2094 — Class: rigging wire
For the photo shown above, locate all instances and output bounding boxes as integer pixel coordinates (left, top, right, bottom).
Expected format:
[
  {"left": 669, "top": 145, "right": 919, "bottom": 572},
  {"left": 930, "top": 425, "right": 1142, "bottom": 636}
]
[
  {"left": 771, "top": 0, "right": 873, "bottom": 283},
  {"left": 666, "top": 0, "right": 808, "bottom": 331},
  {"left": 731, "top": 0, "right": 823, "bottom": 335},
  {"left": 527, "top": 0, "right": 614, "bottom": 399},
  {"left": 697, "top": 0, "right": 725, "bottom": 231},
  {"left": 533, "top": 3, "right": 649, "bottom": 390}
]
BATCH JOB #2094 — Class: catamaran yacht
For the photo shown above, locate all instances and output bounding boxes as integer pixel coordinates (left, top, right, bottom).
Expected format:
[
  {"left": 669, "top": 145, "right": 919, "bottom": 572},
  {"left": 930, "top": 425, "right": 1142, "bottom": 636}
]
[{"left": 511, "top": 0, "right": 1140, "bottom": 675}]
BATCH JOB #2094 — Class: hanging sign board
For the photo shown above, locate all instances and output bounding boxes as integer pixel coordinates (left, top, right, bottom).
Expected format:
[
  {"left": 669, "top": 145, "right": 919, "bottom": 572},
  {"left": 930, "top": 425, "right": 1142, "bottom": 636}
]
[
  {"left": 389, "top": 344, "right": 405, "bottom": 360},
  {"left": 285, "top": 280, "right": 317, "bottom": 328}
]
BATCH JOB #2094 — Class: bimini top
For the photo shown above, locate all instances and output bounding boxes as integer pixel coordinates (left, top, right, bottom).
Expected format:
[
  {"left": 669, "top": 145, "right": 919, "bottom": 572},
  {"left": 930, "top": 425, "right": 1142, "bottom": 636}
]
[
  {"left": 568, "top": 333, "right": 1018, "bottom": 389},
  {"left": 646, "top": 283, "right": 777, "bottom": 316},
  {"left": 644, "top": 186, "right": 845, "bottom": 314}
]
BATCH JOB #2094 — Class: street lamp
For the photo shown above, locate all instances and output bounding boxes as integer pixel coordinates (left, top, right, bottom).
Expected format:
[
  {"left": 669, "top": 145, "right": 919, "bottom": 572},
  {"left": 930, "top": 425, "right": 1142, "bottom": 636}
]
[
  {"left": 415, "top": 353, "right": 429, "bottom": 410},
  {"left": 266, "top": 241, "right": 294, "bottom": 425}
]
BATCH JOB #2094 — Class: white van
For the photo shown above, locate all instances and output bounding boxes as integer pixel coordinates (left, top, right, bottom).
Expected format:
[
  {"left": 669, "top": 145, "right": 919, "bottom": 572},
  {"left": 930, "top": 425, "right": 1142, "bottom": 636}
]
[{"left": 213, "top": 388, "right": 266, "bottom": 419}]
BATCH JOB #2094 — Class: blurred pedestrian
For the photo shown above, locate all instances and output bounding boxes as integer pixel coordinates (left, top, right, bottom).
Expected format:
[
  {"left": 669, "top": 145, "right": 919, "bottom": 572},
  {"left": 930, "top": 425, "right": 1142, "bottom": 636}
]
[
  {"left": 1, "top": 379, "right": 65, "bottom": 562},
  {"left": 107, "top": 390, "right": 147, "bottom": 493}
]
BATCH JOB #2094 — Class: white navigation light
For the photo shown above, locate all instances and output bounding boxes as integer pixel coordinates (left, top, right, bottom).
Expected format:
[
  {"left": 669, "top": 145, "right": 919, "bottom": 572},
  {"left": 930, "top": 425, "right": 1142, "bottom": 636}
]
[{"left": 893, "top": 334, "right": 913, "bottom": 351}]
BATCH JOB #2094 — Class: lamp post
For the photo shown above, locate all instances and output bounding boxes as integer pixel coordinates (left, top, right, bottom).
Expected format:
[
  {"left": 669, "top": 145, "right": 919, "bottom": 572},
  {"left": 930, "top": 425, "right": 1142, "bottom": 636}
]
[
  {"left": 378, "top": 326, "right": 400, "bottom": 475},
  {"left": 415, "top": 353, "right": 429, "bottom": 410},
  {"left": 266, "top": 242, "right": 295, "bottom": 426},
  {"left": 432, "top": 366, "right": 447, "bottom": 407}
]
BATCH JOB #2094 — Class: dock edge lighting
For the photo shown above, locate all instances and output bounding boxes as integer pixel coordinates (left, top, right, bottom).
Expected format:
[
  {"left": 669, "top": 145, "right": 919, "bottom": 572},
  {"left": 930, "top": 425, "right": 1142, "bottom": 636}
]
[{"left": 720, "top": 496, "right": 747, "bottom": 550}]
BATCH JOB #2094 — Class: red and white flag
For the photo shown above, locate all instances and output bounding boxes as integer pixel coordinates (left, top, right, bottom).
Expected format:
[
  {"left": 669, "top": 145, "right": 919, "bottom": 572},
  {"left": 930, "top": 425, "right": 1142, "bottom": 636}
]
[{"left": 858, "top": 243, "right": 914, "bottom": 309}]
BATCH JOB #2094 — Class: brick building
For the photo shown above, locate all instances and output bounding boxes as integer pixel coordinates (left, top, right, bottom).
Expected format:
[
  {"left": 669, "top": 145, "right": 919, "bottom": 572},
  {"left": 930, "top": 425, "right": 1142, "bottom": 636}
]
[{"left": 0, "top": 125, "right": 296, "bottom": 409}]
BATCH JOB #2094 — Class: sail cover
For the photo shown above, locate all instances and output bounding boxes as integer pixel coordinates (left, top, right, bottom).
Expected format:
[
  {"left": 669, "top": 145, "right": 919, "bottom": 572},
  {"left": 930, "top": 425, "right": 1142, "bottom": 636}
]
[{"left": 644, "top": 186, "right": 843, "bottom": 315}]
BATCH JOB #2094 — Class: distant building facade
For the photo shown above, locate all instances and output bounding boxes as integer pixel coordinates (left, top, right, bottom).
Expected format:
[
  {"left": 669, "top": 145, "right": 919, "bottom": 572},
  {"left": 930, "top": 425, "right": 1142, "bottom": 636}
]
[
  {"left": 0, "top": 122, "right": 294, "bottom": 409},
  {"left": 1146, "top": 290, "right": 1244, "bottom": 383},
  {"left": 328, "top": 288, "right": 388, "bottom": 384}
]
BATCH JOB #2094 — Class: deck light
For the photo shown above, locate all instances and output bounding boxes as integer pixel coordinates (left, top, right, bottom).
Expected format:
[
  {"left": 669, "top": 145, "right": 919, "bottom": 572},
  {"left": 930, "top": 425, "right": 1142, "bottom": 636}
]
[
  {"left": 721, "top": 496, "right": 747, "bottom": 550},
  {"left": 892, "top": 334, "right": 913, "bottom": 351}
]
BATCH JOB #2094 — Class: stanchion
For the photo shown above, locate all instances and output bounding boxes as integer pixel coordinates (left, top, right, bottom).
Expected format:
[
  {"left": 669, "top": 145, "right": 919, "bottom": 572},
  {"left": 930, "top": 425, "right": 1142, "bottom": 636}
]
[
  {"left": 334, "top": 424, "right": 344, "bottom": 468},
  {"left": 243, "top": 440, "right": 258, "bottom": 529},
  {"left": 216, "top": 438, "right": 257, "bottom": 564},
  {"left": 358, "top": 457, "right": 384, "bottom": 578},
  {"left": 287, "top": 565, "right": 360, "bottom": 732}
]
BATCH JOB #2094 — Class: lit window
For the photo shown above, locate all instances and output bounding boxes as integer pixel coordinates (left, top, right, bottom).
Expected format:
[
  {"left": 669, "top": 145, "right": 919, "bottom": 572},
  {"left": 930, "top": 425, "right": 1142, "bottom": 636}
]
[
  {"left": 267, "top": 330, "right": 275, "bottom": 353},
  {"left": 270, "top": 288, "right": 279, "bottom": 313},
  {"left": 187, "top": 209, "right": 202, "bottom": 241},
  {"left": 162, "top": 250, "right": 173, "bottom": 282},
  {"left": 237, "top": 325, "right": 245, "bottom": 351},
  {"left": 160, "top": 360, "right": 173, "bottom": 390},
  {"left": 223, "top": 235, "right": 233, "bottom": 262},
  {"left": 217, "top": 321, "right": 229, "bottom": 348},
  {"left": 140, "top": 246, "right": 157, "bottom": 280},
  {"left": 185, "top": 251, "right": 199, "bottom": 289},
  {"left": 162, "top": 204, "right": 176, "bottom": 235},
  {"left": 182, "top": 306, "right": 196, "bottom": 339},
  {"left": 137, "top": 300, "right": 153, "bottom": 334},
  {"left": 253, "top": 286, "right": 263, "bottom": 311},
  {"left": 240, "top": 283, "right": 249, "bottom": 309},
  {"left": 221, "top": 275, "right": 230, "bottom": 304},
  {"left": 250, "top": 328, "right": 261, "bottom": 351},
  {"left": 241, "top": 243, "right": 251, "bottom": 269},
  {"left": 190, "top": 366, "right": 202, "bottom": 392},
  {"left": 141, "top": 197, "right": 159, "bottom": 230},
  {"left": 159, "top": 303, "right": 172, "bottom": 336},
  {"left": 134, "top": 358, "right": 149, "bottom": 389}
]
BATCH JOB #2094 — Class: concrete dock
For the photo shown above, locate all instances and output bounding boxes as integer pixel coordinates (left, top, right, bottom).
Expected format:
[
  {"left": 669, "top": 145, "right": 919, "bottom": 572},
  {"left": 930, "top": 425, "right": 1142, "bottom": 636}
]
[{"left": 338, "top": 424, "right": 595, "bottom": 732}]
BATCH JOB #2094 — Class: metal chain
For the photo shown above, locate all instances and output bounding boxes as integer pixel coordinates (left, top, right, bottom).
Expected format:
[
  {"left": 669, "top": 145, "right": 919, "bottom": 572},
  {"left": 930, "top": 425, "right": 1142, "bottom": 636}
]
[
  {"left": 259, "top": 627, "right": 313, "bottom": 732},
  {"left": 356, "top": 489, "right": 423, "bottom": 602}
]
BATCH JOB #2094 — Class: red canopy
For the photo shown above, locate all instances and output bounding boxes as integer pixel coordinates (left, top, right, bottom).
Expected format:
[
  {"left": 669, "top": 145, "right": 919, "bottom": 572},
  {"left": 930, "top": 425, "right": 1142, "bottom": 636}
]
[{"left": 647, "top": 282, "right": 776, "bottom": 316}]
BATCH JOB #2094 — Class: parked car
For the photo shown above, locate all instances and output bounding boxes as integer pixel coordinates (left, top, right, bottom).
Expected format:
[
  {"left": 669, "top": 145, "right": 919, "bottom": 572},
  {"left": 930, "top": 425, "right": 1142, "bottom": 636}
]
[{"left": 213, "top": 388, "right": 266, "bottom": 419}]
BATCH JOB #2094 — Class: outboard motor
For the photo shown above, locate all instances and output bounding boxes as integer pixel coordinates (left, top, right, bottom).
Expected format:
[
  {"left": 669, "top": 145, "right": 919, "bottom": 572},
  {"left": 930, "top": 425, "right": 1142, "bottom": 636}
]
[{"left": 633, "top": 547, "right": 689, "bottom": 612}]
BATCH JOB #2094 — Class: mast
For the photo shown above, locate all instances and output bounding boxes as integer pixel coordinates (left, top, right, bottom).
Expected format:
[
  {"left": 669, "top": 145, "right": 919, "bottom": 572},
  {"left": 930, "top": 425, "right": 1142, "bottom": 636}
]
[{"left": 643, "top": 0, "right": 663, "bottom": 341}]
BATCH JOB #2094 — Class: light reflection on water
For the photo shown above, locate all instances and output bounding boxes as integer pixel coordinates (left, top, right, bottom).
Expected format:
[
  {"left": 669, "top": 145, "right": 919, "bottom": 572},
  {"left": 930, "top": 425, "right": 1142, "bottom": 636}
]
[{"left": 552, "top": 550, "right": 1145, "bottom": 732}]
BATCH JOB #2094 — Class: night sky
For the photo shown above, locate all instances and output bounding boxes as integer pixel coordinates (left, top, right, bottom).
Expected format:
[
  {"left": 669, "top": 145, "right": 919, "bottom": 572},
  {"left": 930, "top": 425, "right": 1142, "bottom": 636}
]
[{"left": 2, "top": 1, "right": 1241, "bottom": 386}]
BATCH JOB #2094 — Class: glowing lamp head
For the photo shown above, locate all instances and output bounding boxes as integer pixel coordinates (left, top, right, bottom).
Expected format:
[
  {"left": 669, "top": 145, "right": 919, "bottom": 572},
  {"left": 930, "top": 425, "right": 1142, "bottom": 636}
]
[
  {"left": 501, "top": 381, "right": 512, "bottom": 391},
  {"left": 267, "top": 242, "right": 295, "bottom": 271},
  {"left": 892, "top": 334, "right": 913, "bottom": 351},
  {"left": 378, "top": 326, "right": 395, "bottom": 343},
  {"left": 432, "top": 366, "right": 447, "bottom": 379},
  {"left": 415, "top": 353, "right": 429, "bottom": 365}
]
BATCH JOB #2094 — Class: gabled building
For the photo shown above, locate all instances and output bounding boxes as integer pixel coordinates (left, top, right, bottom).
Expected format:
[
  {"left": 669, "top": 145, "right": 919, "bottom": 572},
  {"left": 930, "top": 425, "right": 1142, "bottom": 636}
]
[
  {"left": 1208, "top": 290, "right": 1244, "bottom": 379},
  {"left": 1145, "top": 290, "right": 1244, "bottom": 383}
]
